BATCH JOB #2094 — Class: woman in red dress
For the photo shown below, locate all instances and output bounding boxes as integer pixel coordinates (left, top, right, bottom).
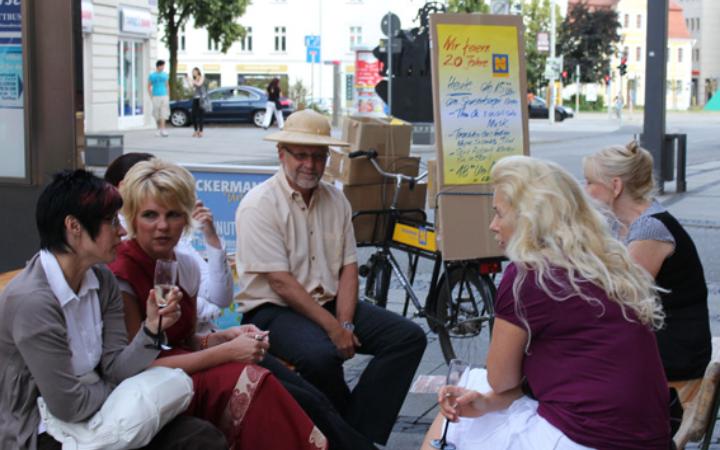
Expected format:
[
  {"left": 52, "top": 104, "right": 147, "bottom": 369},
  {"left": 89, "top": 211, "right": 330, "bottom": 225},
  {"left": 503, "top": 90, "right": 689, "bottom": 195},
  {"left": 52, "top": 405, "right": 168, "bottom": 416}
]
[{"left": 109, "top": 158, "right": 326, "bottom": 450}]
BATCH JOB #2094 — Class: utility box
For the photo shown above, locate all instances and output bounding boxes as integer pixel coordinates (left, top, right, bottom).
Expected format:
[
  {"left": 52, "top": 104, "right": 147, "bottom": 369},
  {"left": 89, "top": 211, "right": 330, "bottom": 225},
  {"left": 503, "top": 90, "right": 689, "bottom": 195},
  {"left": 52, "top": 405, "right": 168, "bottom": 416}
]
[
  {"left": 412, "top": 122, "right": 435, "bottom": 145},
  {"left": 85, "top": 135, "right": 123, "bottom": 166}
]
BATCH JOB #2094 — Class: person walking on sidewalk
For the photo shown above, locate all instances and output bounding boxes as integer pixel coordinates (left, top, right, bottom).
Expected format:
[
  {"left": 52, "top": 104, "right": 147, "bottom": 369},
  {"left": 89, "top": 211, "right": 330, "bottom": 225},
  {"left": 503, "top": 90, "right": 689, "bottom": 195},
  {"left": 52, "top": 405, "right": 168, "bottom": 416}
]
[
  {"left": 262, "top": 77, "right": 284, "bottom": 130},
  {"left": 148, "top": 60, "right": 170, "bottom": 137},
  {"left": 190, "top": 67, "right": 207, "bottom": 138},
  {"left": 235, "top": 109, "right": 427, "bottom": 447}
]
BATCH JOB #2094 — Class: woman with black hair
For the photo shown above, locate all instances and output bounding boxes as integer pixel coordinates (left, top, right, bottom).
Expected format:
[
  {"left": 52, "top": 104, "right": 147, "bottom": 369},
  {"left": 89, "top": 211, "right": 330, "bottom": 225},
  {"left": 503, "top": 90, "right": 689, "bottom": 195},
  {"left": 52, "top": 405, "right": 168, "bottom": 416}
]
[
  {"left": 0, "top": 170, "right": 226, "bottom": 450},
  {"left": 262, "top": 77, "right": 284, "bottom": 130}
]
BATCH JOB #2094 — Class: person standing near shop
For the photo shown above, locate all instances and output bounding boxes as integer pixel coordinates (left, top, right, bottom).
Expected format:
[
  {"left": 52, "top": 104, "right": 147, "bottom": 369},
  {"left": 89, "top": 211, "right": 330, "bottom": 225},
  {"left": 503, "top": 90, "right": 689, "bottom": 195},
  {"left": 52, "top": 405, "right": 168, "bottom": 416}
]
[
  {"left": 190, "top": 67, "right": 207, "bottom": 138},
  {"left": 262, "top": 77, "right": 284, "bottom": 130},
  {"left": 148, "top": 60, "right": 170, "bottom": 137}
]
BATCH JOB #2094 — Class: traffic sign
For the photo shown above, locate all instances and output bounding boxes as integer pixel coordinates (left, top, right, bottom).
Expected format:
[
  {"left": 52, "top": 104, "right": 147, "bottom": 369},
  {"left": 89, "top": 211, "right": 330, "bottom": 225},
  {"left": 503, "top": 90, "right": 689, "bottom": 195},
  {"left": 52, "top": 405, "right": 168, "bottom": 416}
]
[
  {"left": 381, "top": 13, "right": 401, "bottom": 37},
  {"left": 306, "top": 48, "right": 320, "bottom": 63},
  {"left": 544, "top": 56, "right": 563, "bottom": 80},
  {"left": 536, "top": 32, "right": 549, "bottom": 53},
  {"left": 304, "top": 35, "right": 321, "bottom": 48}
]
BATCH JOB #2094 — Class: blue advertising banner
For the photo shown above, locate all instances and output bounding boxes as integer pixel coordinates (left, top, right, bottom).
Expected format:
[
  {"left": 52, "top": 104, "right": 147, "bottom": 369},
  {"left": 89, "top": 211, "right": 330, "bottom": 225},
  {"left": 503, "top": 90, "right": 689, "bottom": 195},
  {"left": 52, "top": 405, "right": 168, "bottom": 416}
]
[
  {"left": 185, "top": 165, "right": 276, "bottom": 256},
  {"left": 0, "top": 0, "right": 21, "bottom": 33}
]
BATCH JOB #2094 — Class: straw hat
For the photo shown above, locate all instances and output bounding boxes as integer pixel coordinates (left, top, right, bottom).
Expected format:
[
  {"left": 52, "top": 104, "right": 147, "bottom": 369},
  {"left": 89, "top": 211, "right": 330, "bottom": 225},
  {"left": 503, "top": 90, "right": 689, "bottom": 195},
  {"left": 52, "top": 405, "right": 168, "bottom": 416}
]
[{"left": 264, "top": 109, "right": 349, "bottom": 147}]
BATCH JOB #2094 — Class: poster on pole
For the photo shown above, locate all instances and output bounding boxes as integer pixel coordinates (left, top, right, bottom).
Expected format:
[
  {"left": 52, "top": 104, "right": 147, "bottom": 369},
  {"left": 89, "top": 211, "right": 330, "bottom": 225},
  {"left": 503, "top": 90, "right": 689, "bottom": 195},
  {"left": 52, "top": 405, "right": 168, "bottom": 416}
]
[{"left": 430, "top": 13, "right": 528, "bottom": 260}]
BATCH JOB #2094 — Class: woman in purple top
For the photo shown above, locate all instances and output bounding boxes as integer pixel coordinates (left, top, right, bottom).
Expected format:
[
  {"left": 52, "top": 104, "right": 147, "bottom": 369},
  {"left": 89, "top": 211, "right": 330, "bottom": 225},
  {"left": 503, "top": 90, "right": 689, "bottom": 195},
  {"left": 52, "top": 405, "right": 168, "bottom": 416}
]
[{"left": 422, "top": 156, "right": 670, "bottom": 450}]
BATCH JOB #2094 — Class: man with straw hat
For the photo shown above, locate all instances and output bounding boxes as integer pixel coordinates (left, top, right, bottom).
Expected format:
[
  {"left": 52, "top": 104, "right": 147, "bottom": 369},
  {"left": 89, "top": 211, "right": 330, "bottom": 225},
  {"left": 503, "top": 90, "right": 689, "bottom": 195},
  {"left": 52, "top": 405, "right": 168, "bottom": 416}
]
[{"left": 235, "top": 110, "right": 427, "bottom": 446}]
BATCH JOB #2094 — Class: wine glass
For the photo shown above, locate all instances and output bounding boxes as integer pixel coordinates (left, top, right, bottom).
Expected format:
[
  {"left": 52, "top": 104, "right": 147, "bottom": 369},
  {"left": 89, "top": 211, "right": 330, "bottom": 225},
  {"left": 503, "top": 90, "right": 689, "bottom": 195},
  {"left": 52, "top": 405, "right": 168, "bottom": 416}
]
[
  {"left": 430, "top": 358, "right": 471, "bottom": 450},
  {"left": 151, "top": 259, "right": 177, "bottom": 350}
]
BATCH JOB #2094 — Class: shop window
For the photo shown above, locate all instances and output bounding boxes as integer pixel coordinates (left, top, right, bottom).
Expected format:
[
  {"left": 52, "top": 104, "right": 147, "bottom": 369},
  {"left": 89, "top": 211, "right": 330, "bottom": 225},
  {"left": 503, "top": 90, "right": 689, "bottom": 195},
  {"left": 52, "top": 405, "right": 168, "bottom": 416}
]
[
  {"left": 205, "top": 73, "right": 221, "bottom": 89},
  {"left": 180, "top": 26, "right": 186, "bottom": 51},
  {"left": 678, "top": 48, "right": 683, "bottom": 63},
  {"left": 118, "top": 40, "right": 144, "bottom": 117},
  {"left": 274, "top": 26, "right": 286, "bottom": 52},
  {"left": 624, "top": 14, "right": 629, "bottom": 28},
  {"left": 636, "top": 46, "right": 641, "bottom": 62}
]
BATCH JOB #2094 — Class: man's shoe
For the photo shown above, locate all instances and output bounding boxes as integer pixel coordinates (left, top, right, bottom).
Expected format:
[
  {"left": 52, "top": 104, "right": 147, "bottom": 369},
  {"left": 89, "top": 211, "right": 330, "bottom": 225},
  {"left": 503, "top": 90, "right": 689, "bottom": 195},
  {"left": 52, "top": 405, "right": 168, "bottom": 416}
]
[{"left": 161, "top": 130, "right": 169, "bottom": 137}]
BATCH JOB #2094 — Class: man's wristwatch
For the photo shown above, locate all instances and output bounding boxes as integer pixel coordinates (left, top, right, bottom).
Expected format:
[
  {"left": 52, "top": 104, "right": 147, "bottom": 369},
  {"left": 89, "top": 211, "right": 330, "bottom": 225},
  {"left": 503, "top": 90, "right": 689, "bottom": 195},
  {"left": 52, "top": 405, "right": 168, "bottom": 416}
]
[{"left": 341, "top": 321, "right": 355, "bottom": 332}]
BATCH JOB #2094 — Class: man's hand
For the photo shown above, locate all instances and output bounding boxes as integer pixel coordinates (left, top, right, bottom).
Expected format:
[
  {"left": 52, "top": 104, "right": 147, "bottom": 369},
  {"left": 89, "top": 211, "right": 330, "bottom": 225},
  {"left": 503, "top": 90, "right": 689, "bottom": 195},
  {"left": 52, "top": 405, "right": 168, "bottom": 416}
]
[{"left": 328, "top": 324, "right": 361, "bottom": 359}]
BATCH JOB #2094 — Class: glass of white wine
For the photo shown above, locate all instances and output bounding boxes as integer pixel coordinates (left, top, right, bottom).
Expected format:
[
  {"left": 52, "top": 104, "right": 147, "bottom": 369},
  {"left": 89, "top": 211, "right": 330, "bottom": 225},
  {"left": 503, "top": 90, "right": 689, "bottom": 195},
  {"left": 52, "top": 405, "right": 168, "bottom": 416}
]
[
  {"left": 152, "top": 259, "right": 177, "bottom": 350},
  {"left": 431, "top": 358, "right": 471, "bottom": 450}
]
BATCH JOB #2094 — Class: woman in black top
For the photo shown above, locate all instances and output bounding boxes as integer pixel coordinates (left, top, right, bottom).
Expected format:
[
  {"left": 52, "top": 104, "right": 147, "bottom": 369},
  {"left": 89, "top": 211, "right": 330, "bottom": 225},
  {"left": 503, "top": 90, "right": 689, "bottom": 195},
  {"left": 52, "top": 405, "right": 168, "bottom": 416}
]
[{"left": 262, "top": 77, "right": 284, "bottom": 130}]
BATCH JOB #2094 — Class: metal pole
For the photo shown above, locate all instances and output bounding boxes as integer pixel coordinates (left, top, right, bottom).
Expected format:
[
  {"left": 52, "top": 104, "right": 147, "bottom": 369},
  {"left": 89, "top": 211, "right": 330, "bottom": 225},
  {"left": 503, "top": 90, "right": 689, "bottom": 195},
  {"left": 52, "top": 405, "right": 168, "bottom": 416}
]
[
  {"left": 575, "top": 64, "right": 580, "bottom": 117},
  {"left": 548, "top": 0, "right": 556, "bottom": 124},
  {"left": 387, "top": 10, "right": 393, "bottom": 116},
  {"left": 641, "top": 0, "right": 669, "bottom": 192},
  {"left": 607, "top": 62, "right": 612, "bottom": 119},
  {"left": 332, "top": 62, "right": 341, "bottom": 126},
  {"left": 311, "top": 56, "right": 315, "bottom": 104}
]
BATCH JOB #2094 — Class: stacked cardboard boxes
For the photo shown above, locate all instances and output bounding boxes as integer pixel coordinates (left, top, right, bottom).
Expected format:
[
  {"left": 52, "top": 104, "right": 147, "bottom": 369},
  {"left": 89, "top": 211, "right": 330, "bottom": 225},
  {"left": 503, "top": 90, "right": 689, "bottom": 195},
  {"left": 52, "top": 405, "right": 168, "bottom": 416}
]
[{"left": 324, "top": 116, "right": 428, "bottom": 243}]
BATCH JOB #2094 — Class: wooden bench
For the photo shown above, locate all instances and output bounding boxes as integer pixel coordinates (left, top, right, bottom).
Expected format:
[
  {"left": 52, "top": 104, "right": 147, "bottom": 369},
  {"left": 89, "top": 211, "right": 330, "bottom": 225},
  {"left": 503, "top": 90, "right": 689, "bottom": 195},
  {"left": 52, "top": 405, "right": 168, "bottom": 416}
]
[{"left": 673, "top": 337, "right": 720, "bottom": 449}]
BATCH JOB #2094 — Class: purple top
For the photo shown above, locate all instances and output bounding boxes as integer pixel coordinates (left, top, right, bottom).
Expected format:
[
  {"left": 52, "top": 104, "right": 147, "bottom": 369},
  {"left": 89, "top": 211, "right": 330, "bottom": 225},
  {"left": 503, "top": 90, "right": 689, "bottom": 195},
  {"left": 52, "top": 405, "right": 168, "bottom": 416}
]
[{"left": 495, "top": 263, "right": 670, "bottom": 450}]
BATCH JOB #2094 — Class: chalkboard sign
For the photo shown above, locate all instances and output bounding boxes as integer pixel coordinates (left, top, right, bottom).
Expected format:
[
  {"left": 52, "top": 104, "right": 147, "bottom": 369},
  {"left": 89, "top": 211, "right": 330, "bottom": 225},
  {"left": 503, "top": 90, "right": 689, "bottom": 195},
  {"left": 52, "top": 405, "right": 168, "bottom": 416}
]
[{"left": 430, "top": 14, "right": 528, "bottom": 260}]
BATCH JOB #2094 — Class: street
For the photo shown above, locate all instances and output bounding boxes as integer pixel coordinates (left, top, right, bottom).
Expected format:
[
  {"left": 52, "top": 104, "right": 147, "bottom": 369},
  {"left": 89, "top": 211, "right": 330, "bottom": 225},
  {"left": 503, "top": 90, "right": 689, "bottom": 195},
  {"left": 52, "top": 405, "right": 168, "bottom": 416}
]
[{"left": 121, "top": 111, "right": 720, "bottom": 448}]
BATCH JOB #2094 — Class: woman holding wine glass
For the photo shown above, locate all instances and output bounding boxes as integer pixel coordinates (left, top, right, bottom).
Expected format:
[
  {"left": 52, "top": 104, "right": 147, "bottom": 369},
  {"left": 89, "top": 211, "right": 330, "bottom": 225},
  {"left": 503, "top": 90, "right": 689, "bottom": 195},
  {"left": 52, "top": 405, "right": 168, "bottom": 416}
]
[
  {"left": 422, "top": 156, "right": 671, "bottom": 449},
  {"left": 108, "top": 159, "right": 327, "bottom": 449}
]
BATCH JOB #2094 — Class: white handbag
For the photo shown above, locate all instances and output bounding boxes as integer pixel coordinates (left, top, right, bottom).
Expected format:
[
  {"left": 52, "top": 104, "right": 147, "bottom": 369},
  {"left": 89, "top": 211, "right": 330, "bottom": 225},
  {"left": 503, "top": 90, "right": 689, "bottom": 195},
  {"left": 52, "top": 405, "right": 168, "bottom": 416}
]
[{"left": 37, "top": 367, "right": 194, "bottom": 450}]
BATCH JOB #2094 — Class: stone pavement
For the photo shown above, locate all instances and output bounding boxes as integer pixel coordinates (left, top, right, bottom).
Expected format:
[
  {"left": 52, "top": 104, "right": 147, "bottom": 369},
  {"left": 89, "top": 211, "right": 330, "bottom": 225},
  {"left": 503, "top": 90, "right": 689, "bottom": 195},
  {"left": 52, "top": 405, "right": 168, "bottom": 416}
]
[{"left": 117, "top": 114, "right": 720, "bottom": 449}]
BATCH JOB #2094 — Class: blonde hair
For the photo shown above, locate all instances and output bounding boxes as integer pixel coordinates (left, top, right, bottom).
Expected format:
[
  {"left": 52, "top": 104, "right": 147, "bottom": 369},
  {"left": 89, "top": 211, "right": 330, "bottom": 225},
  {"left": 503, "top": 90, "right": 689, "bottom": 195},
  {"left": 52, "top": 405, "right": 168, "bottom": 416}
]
[
  {"left": 119, "top": 159, "right": 196, "bottom": 238},
  {"left": 490, "top": 156, "right": 663, "bottom": 340},
  {"left": 583, "top": 141, "right": 655, "bottom": 202}
]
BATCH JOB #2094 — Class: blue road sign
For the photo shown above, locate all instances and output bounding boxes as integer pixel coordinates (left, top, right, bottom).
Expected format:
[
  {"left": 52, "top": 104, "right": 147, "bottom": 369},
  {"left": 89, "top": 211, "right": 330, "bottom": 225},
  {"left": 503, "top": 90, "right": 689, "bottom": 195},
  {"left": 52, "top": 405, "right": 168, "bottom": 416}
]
[
  {"left": 304, "top": 35, "right": 321, "bottom": 48},
  {"left": 306, "top": 47, "right": 320, "bottom": 63}
]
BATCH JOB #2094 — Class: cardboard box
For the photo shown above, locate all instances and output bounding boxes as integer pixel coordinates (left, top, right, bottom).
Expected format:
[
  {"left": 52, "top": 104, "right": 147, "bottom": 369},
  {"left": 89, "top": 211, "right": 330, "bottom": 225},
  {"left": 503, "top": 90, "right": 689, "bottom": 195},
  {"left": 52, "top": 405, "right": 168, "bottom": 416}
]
[
  {"left": 427, "top": 159, "right": 438, "bottom": 209},
  {"left": 341, "top": 116, "right": 412, "bottom": 158},
  {"left": 325, "top": 149, "right": 420, "bottom": 186},
  {"left": 339, "top": 182, "right": 427, "bottom": 243},
  {"left": 436, "top": 188, "right": 502, "bottom": 261}
]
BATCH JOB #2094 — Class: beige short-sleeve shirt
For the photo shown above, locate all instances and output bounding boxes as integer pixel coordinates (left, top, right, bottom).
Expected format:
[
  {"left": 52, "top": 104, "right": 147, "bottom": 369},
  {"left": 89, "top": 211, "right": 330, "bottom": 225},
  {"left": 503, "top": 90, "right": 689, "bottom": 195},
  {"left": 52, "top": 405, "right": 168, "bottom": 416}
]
[{"left": 234, "top": 169, "right": 357, "bottom": 312}]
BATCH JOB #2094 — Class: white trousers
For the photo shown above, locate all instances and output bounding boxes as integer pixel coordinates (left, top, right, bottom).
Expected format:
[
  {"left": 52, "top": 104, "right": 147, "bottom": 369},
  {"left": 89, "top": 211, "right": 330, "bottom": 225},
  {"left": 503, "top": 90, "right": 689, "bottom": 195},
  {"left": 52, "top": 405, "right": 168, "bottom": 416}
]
[
  {"left": 262, "top": 101, "right": 284, "bottom": 128},
  {"left": 445, "top": 369, "right": 595, "bottom": 450}
]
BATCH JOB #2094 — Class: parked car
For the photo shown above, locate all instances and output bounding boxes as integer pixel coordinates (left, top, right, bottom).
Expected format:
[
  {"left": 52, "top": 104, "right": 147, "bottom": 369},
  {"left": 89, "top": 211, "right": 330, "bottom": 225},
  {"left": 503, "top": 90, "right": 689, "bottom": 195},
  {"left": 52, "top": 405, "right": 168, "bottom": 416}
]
[
  {"left": 528, "top": 96, "right": 574, "bottom": 121},
  {"left": 169, "top": 85, "right": 294, "bottom": 128}
]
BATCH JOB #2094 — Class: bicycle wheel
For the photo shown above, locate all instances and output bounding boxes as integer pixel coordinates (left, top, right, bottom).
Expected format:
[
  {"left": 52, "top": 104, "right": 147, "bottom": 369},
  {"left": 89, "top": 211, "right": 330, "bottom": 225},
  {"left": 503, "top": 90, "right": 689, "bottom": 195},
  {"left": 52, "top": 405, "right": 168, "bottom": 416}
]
[
  {"left": 435, "top": 265, "right": 495, "bottom": 365},
  {"left": 362, "top": 253, "right": 392, "bottom": 309}
]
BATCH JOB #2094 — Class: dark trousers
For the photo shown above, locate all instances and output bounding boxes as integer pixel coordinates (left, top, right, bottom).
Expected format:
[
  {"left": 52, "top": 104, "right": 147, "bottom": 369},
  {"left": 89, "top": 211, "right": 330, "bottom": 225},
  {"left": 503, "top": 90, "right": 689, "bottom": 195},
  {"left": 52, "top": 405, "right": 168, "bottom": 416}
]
[
  {"left": 37, "top": 415, "right": 227, "bottom": 450},
  {"left": 191, "top": 98, "right": 205, "bottom": 132},
  {"left": 245, "top": 300, "right": 427, "bottom": 445},
  {"left": 261, "top": 354, "right": 377, "bottom": 450}
]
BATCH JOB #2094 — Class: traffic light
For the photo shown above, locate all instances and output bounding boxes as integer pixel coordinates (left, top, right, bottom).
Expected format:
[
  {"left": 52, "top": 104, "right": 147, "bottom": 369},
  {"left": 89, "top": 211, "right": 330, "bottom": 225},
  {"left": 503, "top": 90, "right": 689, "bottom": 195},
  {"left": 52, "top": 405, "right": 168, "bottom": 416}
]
[
  {"left": 617, "top": 56, "right": 628, "bottom": 76},
  {"left": 561, "top": 70, "right": 568, "bottom": 81}
]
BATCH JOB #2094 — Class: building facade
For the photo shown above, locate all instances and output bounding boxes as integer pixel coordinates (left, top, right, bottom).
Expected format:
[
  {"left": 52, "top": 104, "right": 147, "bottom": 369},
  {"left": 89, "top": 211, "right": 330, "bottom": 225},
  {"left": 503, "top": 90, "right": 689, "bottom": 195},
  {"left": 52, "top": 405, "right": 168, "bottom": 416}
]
[
  {"left": 676, "top": 0, "right": 720, "bottom": 106},
  {"left": 156, "top": 0, "right": 427, "bottom": 113},
  {"left": 613, "top": 0, "right": 693, "bottom": 110},
  {"left": 81, "top": 0, "right": 159, "bottom": 132}
]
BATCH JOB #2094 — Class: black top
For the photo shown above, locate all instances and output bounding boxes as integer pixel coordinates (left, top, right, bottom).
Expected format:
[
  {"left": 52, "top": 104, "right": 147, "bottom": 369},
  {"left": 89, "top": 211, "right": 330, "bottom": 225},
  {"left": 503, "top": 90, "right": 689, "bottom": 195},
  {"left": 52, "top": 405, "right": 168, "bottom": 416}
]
[
  {"left": 267, "top": 85, "right": 281, "bottom": 107},
  {"left": 652, "top": 211, "right": 711, "bottom": 381}
]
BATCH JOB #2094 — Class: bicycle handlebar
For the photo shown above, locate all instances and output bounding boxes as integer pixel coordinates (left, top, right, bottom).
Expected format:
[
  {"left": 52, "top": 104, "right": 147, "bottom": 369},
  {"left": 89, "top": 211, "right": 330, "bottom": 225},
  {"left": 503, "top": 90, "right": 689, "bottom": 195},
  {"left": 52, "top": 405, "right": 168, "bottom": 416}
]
[{"left": 347, "top": 148, "right": 428, "bottom": 185}]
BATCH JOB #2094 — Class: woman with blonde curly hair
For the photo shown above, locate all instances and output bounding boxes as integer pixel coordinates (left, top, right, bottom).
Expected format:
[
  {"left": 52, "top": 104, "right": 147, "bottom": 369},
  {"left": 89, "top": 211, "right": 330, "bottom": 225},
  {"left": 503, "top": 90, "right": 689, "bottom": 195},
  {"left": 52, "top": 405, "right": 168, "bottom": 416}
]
[
  {"left": 422, "top": 156, "right": 670, "bottom": 450},
  {"left": 108, "top": 159, "right": 327, "bottom": 450},
  {"left": 584, "top": 142, "right": 710, "bottom": 401}
]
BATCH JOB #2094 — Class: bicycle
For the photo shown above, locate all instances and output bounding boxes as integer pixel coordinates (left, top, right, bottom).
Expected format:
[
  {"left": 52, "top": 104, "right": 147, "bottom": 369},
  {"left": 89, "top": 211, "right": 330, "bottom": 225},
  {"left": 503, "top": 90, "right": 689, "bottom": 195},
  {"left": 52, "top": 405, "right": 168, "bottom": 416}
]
[{"left": 347, "top": 150, "right": 504, "bottom": 365}]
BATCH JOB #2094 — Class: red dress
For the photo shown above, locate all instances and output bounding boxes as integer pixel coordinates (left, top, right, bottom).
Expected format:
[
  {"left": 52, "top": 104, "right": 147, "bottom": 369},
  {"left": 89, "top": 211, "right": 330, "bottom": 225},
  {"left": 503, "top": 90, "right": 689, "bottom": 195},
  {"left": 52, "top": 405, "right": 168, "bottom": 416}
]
[{"left": 110, "top": 239, "right": 327, "bottom": 450}]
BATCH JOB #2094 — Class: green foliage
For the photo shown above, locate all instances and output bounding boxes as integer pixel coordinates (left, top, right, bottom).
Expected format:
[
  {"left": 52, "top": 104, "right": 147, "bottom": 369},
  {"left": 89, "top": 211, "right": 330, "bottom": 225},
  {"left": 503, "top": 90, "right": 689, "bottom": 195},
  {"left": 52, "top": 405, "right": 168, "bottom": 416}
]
[
  {"left": 289, "top": 80, "right": 309, "bottom": 110},
  {"left": 569, "top": 94, "right": 605, "bottom": 111},
  {"left": 446, "top": 0, "right": 490, "bottom": 13},
  {"left": 158, "top": 0, "right": 250, "bottom": 99},
  {"left": 558, "top": 2, "right": 621, "bottom": 84},
  {"left": 521, "top": 0, "right": 560, "bottom": 93}
]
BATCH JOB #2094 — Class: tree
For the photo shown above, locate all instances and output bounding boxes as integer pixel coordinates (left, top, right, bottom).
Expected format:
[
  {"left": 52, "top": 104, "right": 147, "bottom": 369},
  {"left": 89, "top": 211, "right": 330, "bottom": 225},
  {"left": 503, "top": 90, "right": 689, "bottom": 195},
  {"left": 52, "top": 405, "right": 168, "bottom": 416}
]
[
  {"left": 158, "top": 0, "right": 250, "bottom": 99},
  {"left": 521, "top": 0, "right": 560, "bottom": 93},
  {"left": 446, "top": 0, "right": 490, "bottom": 14},
  {"left": 558, "top": 2, "right": 621, "bottom": 84}
]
